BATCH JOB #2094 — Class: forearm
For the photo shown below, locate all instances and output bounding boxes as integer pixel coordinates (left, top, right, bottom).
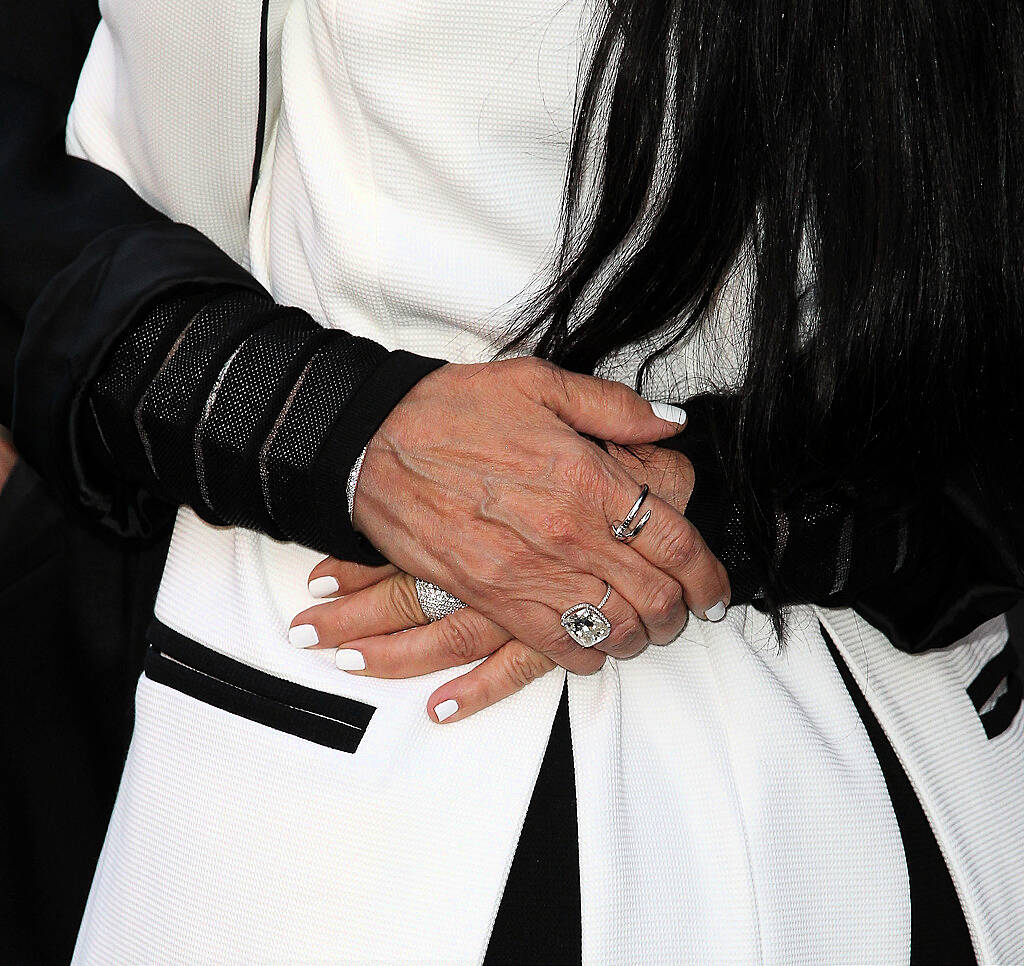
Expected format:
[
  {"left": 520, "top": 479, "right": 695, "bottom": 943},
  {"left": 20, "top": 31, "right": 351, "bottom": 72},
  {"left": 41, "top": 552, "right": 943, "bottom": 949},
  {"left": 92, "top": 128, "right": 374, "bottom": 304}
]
[
  {"left": 0, "top": 69, "right": 444, "bottom": 557},
  {"left": 86, "top": 285, "right": 443, "bottom": 561}
]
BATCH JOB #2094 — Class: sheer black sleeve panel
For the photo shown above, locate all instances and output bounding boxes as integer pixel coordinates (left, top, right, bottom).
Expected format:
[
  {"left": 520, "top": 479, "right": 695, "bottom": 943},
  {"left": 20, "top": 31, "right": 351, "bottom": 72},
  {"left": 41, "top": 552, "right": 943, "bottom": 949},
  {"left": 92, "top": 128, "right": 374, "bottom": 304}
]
[
  {"left": 1, "top": 74, "right": 445, "bottom": 557},
  {"left": 11, "top": 220, "right": 269, "bottom": 541},
  {"left": 86, "top": 285, "right": 444, "bottom": 563},
  {"left": 672, "top": 394, "right": 1024, "bottom": 652}
]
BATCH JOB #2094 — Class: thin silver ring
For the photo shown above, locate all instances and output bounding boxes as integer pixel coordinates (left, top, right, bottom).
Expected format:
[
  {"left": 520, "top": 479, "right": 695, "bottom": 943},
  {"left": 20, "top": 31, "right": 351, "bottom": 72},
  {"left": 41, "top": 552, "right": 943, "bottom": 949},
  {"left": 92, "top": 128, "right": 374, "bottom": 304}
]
[
  {"left": 560, "top": 581, "right": 614, "bottom": 648},
  {"left": 415, "top": 578, "right": 466, "bottom": 623},
  {"left": 611, "top": 483, "right": 652, "bottom": 543}
]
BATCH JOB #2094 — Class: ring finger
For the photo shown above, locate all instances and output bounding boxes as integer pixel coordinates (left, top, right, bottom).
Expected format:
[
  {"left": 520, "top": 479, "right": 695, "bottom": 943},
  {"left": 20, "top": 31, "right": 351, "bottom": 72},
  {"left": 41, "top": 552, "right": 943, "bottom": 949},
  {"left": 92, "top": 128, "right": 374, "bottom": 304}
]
[
  {"left": 504, "top": 576, "right": 647, "bottom": 663},
  {"left": 623, "top": 489, "right": 731, "bottom": 621}
]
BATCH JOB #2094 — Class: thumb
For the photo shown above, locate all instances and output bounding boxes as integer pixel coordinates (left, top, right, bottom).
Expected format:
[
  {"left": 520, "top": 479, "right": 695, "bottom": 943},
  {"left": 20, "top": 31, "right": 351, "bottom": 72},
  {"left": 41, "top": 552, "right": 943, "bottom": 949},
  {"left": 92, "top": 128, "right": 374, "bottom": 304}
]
[{"left": 541, "top": 370, "right": 687, "bottom": 444}]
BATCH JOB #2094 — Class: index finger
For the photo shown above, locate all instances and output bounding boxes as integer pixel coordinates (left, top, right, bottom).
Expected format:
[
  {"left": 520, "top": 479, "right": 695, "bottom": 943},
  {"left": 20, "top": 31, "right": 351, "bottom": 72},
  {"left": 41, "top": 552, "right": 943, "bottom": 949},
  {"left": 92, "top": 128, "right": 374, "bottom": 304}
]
[{"left": 306, "top": 557, "right": 399, "bottom": 598}]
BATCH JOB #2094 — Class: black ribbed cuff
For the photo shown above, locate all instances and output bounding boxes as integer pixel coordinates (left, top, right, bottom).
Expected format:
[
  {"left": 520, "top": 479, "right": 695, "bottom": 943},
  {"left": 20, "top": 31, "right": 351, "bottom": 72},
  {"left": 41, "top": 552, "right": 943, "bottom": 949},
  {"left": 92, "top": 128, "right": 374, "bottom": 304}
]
[
  {"left": 657, "top": 394, "right": 767, "bottom": 606},
  {"left": 312, "top": 349, "right": 447, "bottom": 566}
]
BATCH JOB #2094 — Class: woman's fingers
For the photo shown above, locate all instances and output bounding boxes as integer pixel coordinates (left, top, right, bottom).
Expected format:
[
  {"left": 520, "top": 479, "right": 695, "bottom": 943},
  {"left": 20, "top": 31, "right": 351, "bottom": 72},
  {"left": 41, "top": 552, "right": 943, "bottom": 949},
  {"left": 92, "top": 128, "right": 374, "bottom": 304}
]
[
  {"left": 426, "top": 641, "right": 558, "bottom": 723},
  {"left": 553, "top": 577, "right": 651, "bottom": 659},
  {"left": 306, "top": 556, "right": 398, "bottom": 599},
  {"left": 601, "top": 442, "right": 730, "bottom": 624},
  {"left": 347, "top": 359, "right": 696, "bottom": 665},
  {"left": 332, "top": 606, "right": 512, "bottom": 677},
  {"left": 578, "top": 538, "right": 689, "bottom": 645},
  {"left": 289, "top": 571, "right": 427, "bottom": 647},
  {"left": 292, "top": 566, "right": 608, "bottom": 676}
]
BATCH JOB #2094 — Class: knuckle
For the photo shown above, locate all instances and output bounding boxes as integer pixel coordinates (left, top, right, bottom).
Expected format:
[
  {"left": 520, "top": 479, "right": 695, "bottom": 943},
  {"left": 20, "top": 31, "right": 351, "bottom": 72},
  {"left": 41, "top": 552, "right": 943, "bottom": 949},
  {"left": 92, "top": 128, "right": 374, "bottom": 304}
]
[
  {"left": 545, "top": 363, "right": 588, "bottom": 415},
  {"left": 544, "top": 359, "right": 572, "bottom": 395},
  {"left": 557, "top": 452, "right": 608, "bottom": 496},
  {"left": 602, "top": 380, "right": 635, "bottom": 420},
  {"left": 643, "top": 580, "right": 684, "bottom": 621},
  {"left": 658, "top": 522, "right": 701, "bottom": 570},
  {"left": 514, "top": 356, "right": 557, "bottom": 393},
  {"left": 388, "top": 575, "right": 427, "bottom": 624},
  {"left": 607, "top": 613, "right": 645, "bottom": 653},
  {"left": 605, "top": 638, "right": 647, "bottom": 660},
  {"left": 438, "top": 616, "right": 478, "bottom": 663},
  {"left": 537, "top": 627, "right": 577, "bottom": 659},
  {"left": 504, "top": 647, "right": 547, "bottom": 690},
  {"left": 573, "top": 649, "right": 607, "bottom": 675},
  {"left": 535, "top": 510, "right": 578, "bottom": 543}
]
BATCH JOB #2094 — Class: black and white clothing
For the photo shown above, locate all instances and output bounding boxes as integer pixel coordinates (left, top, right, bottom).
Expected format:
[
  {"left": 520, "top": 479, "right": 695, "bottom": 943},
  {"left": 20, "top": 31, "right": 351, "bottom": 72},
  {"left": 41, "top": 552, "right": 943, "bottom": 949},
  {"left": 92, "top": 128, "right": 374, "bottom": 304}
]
[{"left": 1, "top": 0, "right": 1023, "bottom": 962}]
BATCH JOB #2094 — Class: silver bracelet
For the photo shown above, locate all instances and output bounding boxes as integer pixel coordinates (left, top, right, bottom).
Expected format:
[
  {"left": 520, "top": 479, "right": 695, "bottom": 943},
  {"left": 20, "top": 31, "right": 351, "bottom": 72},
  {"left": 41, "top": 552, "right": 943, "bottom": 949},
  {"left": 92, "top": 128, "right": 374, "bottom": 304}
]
[
  {"left": 346, "top": 443, "right": 369, "bottom": 522},
  {"left": 348, "top": 443, "right": 465, "bottom": 620}
]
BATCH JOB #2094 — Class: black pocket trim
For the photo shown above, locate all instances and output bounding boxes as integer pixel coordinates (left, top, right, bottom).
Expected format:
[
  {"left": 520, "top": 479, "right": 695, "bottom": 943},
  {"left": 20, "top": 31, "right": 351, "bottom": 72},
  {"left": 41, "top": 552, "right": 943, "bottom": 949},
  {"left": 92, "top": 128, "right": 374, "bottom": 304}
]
[
  {"left": 145, "top": 619, "right": 374, "bottom": 753},
  {"left": 967, "top": 638, "right": 1023, "bottom": 740}
]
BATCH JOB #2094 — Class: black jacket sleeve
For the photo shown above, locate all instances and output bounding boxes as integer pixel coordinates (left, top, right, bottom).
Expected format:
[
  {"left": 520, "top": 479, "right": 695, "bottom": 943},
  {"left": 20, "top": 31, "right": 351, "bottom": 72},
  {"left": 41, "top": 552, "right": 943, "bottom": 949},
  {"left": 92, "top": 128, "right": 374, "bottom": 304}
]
[
  {"left": 672, "top": 393, "right": 1024, "bottom": 652},
  {"left": 0, "top": 0, "right": 100, "bottom": 419},
  {"left": 0, "top": 71, "right": 443, "bottom": 563}
]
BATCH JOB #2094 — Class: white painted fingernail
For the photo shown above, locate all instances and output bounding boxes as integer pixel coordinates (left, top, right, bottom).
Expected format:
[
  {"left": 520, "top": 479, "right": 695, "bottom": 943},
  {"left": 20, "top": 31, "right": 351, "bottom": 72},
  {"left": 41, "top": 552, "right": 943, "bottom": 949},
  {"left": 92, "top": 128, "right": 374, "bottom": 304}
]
[
  {"left": 705, "top": 600, "right": 728, "bottom": 622},
  {"left": 650, "top": 401, "right": 687, "bottom": 427},
  {"left": 335, "top": 649, "right": 366, "bottom": 671},
  {"left": 433, "top": 698, "right": 459, "bottom": 723},
  {"left": 288, "top": 624, "right": 319, "bottom": 648},
  {"left": 308, "top": 575, "right": 340, "bottom": 598}
]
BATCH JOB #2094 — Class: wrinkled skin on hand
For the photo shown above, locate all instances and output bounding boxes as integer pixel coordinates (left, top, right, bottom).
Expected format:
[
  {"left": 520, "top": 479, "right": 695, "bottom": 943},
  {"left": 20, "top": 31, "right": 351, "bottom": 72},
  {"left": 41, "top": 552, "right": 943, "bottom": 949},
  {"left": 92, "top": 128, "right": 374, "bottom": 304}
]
[{"left": 291, "top": 406, "right": 728, "bottom": 723}]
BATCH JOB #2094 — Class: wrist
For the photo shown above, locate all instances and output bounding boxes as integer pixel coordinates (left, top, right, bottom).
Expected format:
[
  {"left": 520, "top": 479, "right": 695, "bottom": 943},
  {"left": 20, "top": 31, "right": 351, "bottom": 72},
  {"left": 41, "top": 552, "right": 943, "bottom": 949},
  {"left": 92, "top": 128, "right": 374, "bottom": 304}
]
[{"left": 314, "top": 351, "right": 446, "bottom": 562}]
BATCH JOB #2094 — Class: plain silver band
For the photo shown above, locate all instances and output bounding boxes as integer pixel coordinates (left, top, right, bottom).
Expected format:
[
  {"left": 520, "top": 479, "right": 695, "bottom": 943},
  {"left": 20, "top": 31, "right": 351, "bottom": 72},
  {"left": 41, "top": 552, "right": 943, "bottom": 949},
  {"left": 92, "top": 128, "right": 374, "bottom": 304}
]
[{"left": 415, "top": 578, "right": 467, "bottom": 623}]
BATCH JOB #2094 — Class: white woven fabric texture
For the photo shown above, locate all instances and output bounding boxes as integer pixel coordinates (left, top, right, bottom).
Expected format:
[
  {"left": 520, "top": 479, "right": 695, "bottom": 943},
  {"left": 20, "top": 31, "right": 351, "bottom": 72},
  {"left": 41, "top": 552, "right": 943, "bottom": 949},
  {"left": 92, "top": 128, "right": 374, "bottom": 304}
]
[
  {"left": 63, "top": 0, "right": 1024, "bottom": 962},
  {"left": 570, "top": 606, "right": 910, "bottom": 964},
  {"left": 820, "top": 609, "right": 1024, "bottom": 964}
]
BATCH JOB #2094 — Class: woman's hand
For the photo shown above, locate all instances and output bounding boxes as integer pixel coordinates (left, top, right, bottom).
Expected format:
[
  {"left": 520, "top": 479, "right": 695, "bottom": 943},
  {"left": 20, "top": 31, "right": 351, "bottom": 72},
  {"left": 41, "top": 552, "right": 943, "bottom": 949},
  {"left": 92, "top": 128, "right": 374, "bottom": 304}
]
[
  {"left": 293, "top": 559, "right": 555, "bottom": 723},
  {"left": 343, "top": 358, "right": 729, "bottom": 677},
  {"left": 290, "top": 443, "right": 720, "bottom": 723}
]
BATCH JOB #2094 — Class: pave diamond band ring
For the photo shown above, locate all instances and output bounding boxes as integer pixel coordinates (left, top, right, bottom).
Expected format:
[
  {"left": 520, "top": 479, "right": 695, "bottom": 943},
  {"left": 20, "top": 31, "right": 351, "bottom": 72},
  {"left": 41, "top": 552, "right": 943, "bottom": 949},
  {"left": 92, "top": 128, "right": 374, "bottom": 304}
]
[
  {"left": 611, "top": 483, "right": 651, "bottom": 543},
  {"left": 561, "top": 582, "right": 614, "bottom": 648},
  {"left": 415, "top": 578, "right": 467, "bottom": 623}
]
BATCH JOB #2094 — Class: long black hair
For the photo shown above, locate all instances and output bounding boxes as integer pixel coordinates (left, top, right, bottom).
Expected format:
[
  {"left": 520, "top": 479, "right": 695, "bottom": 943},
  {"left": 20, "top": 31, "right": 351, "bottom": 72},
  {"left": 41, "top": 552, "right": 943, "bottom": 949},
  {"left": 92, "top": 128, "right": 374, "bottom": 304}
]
[{"left": 507, "top": 0, "right": 1022, "bottom": 560}]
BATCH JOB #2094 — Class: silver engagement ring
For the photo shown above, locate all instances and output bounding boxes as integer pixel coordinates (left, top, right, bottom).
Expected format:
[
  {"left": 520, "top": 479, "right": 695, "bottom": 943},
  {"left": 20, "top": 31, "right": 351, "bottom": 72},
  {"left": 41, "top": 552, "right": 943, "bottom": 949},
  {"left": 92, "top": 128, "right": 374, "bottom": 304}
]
[{"left": 560, "top": 582, "right": 613, "bottom": 648}]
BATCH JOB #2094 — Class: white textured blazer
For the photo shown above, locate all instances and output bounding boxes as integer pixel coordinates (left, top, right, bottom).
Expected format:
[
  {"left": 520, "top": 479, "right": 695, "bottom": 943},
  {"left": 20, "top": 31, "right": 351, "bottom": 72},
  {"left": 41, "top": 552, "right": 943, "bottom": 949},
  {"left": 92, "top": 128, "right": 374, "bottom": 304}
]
[{"left": 66, "top": 1, "right": 1024, "bottom": 962}]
